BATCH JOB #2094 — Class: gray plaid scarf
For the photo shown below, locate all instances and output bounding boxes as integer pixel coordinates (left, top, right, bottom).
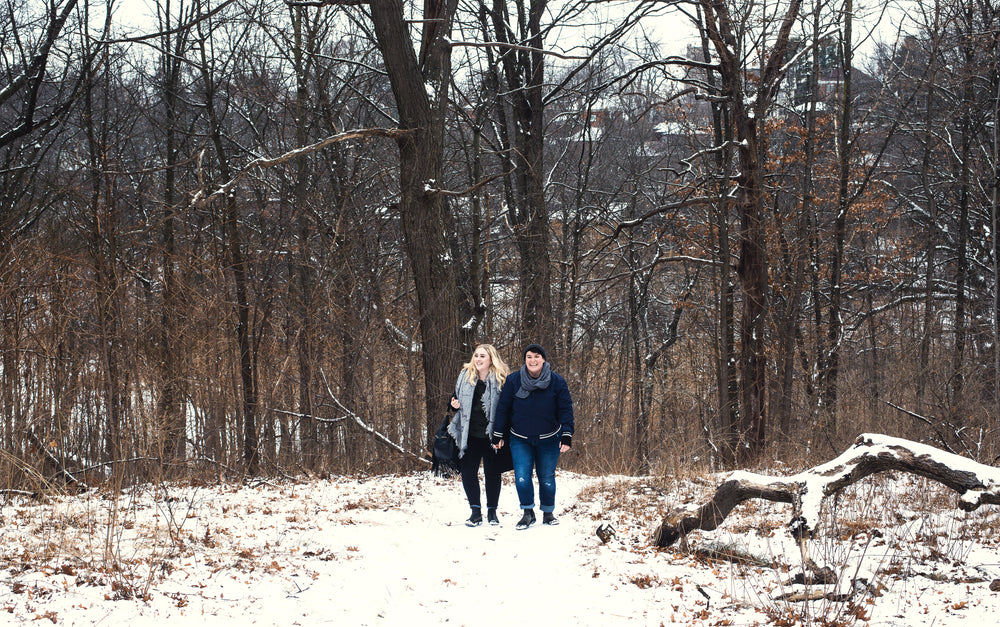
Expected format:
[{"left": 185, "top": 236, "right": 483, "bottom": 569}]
[{"left": 515, "top": 363, "right": 551, "bottom": 398}]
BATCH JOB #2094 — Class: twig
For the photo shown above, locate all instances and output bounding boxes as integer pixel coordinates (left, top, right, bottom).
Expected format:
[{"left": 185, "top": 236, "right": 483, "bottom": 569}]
[
  {"left": 883, "top": 399, "right": 959, "bottom": 455},
  {"left": 270, "top": 407, "right": 348, "bottom": 424},
  {"left": 446, "top": 39, "right": 589, "bottom": 61},
  {"left": 72, "top": 457, "right": 162, "bottom": 475}
]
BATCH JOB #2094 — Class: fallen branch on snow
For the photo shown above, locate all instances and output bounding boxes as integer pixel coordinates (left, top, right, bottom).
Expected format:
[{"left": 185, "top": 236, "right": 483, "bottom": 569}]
[{"left": 652, "top": 433, "right": 1000, "bottom": 547}]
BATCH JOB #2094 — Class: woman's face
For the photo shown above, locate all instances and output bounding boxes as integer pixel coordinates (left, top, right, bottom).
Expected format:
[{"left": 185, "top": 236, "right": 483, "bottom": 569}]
[
  {"left": 525, "top": 350, "right": 545, "bottom": 377},
  {"left": 473, "top": 348, "right": 492, "bottom": 373}
]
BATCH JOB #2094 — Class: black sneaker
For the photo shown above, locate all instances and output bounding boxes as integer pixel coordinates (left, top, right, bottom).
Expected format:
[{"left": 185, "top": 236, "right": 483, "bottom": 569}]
[
  {"left": 542, "top": 512, "right": 559, "bottom": 526},
  {"left": 487, "top": 509, "right": 500, "bottom": 526},
  {"left": 515, "top": 509, "right": 536, "bottom": 530},
  {"left": 465, "top": 510, "right": 483, "bottom": 527}
]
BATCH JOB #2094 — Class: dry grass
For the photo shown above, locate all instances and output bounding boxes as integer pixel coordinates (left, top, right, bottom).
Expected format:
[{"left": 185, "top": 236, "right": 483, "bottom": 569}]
[
  {"left": 2, "top": 439, "right": 998, "bottom": 627},
  {"left": 568, "top": 465, "right": 1000, "bottom": 626}
]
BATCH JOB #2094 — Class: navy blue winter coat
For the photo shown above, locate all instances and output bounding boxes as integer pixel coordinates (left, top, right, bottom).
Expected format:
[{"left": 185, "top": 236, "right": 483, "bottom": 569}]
[{"left": 493, "top": 369, "right": 574, "bottom": 441}]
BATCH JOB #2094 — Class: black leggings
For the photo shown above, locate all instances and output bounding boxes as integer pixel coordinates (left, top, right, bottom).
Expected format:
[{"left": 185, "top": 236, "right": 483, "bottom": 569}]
[{"left": 460, "top": 437, "right": 502, "bottom": 510}]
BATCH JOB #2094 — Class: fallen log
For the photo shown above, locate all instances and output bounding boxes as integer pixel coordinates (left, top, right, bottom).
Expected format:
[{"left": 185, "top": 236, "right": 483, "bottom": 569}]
[{"left": 652, "top": 433, "right": 1000, "bottom": 547}]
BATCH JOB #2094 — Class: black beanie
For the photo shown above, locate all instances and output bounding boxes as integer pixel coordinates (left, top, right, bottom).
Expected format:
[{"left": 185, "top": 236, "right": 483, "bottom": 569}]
[{"left": 523, "top": 343, "right": 547, "bottom": 361}]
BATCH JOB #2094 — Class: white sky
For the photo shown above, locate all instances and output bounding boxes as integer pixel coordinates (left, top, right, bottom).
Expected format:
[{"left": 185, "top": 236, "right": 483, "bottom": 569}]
[{"left": 107, "top": 0, "right": 913, "bottom": 59}]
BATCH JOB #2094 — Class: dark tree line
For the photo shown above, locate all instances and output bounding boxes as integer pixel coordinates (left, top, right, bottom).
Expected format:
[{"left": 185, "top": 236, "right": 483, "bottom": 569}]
[{"left": 0, "top": 0, "right": 998, "bottom": 487}]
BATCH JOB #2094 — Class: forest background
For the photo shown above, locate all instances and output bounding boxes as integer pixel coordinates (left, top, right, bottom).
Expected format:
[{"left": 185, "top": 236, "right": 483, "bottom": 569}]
[{"left": 2, "top": 0, "right": 998, "bottom": 488}]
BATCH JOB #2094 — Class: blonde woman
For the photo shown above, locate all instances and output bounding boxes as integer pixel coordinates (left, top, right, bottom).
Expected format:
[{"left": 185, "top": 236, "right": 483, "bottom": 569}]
[{"left": 448, "top": 344, "right": 510, "bottom": 526}]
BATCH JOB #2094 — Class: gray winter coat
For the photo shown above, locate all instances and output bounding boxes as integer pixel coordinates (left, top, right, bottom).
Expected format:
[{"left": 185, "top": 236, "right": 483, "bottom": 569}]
[{"left": 447, "top": 371, "right": 501, "bottom": 457}]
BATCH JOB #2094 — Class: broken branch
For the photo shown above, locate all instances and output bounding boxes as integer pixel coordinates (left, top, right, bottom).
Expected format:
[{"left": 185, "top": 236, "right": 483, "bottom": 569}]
[{"left": 653, "top": 433, "right": 1000, "bottom": 547}]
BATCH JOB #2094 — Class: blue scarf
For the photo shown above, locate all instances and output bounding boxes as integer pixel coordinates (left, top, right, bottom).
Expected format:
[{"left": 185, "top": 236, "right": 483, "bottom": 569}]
[{"left": 515, "top": 363, "right": 551, "bottom": 398}]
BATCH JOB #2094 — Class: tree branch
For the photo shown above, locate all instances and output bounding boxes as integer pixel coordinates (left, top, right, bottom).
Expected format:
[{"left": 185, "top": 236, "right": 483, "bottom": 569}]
[
  {"left": 446, "top": 39, "right": 589, "bottom": 61},
  {"left": 653, "top": 433, "right": 1000, "bottom": 547},
  {"left": 190, "top": 127, "right": 409, "bottom": 207},
  {"left": 319, "top": 370, "right": 430, "bottom": 464}
]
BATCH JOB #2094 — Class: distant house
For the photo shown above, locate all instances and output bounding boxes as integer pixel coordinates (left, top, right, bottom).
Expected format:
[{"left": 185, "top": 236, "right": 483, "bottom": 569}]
[{"left": 777, "top": 37, "right": 879, "bottom": 119}]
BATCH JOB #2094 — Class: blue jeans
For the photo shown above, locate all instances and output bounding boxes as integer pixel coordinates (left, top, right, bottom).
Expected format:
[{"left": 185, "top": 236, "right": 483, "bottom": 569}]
[{"left": 509, "top": 434, "right": 560, "bottom": 513}]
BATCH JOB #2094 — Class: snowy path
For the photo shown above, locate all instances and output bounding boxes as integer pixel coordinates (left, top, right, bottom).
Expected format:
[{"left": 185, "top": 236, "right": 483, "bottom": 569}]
[{"left": 2, "top": 470, "right": 998, "bottom": 626}]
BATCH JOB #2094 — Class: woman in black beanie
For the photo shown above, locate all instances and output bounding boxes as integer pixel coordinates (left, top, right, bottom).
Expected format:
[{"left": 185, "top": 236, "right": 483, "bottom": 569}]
[{"left": 491, "top": 343, "right": 574, "bottom": 529}]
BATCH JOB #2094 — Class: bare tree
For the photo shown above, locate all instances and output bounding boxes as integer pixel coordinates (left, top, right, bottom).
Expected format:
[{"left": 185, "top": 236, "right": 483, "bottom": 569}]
[
  {"left": 0, "top": 0, "right": 87, "bottom": 148},
  {"left": 311, "top": 0, "right": 464, "bottom": 449},
  {"left": 151, "top": 0, "right": 199, "bottom": 471},
  {"left": 696, "top": 0, "right": 803, "bottom": 463},
  {"left": 192, "top": 3, "right": 261, "bottom": 474}
]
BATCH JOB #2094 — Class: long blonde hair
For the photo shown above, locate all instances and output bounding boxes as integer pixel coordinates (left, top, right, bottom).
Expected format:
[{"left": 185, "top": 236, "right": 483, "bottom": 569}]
[{"left": 462, "top": 344, "right": 509, "bottom": 388}]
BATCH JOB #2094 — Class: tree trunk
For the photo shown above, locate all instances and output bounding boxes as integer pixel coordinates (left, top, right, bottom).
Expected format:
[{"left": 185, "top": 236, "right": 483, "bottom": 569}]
[
  {"left": 157, "top": 1, "right": 190, "bottom": 472},
  {"left": 775, "top": 4, "right": 822, "bottom": 442},
  {"left": 820, "top": 0, "right": 854, "bottom": 440},
  {"left": 949, "top": 48, "right": 974, "bottom": 421},
  {"left": 367, "top": 0, "right": 462, "bottom": 448},
  {"left": 291, "top": 4, "right": 317, "bottom": 469},
  {"left": 700, "top": 0, "right": 802, "bottom": 463},
  {"left": 196, "top": 25, "right": 259, "bottom": 476},
  {"left": 695, "top": 6, "right": 738, "bottom": 464},
  {"left": 915, "top": 13, "right": 942, "bottom": 415},
  {"left": 489, "top": 0, "right": 554, "bottom": 350},
  {"left": 82, "top": 44, "right": 125, "bottom": 469}
]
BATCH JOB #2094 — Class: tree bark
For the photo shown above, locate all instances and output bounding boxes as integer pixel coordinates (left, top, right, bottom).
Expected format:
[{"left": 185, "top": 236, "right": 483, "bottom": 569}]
[
  {"left": 694, "top": 5, "right": 738, "bottom": 464},
  {"left": 366, "top": 0, "right": 462, "bottom": 448},
  {"left": 290, "top": 4, "right": 318, "bottom": 469},
  {"left": 949, "top": 26, "right": 976, "bottom": 421},
  {"left": 157, "top": 0, "right": 191, "bottom": 472},
  {"left": 700, "top": 0, "right": 803, "bottom": 462}
]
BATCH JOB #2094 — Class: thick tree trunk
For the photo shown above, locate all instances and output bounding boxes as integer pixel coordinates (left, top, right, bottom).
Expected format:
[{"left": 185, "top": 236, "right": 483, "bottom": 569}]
[
  {"left": 368, "top": 0, "right": 461, "bottom": 449},
  {"left": 734, "top": 129, "right": 768, "bottom": 463}
]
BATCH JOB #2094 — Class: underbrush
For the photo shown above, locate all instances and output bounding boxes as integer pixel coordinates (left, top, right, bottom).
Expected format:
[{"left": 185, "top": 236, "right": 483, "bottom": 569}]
[{"left": 572, "top": 470, "right": 1000, "bottom": 626}]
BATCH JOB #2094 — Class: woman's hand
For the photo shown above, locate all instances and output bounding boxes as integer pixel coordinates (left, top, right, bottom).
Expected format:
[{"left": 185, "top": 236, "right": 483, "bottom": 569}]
[{"left": 450, "top": 396, "right": 460, "bottom": 410}]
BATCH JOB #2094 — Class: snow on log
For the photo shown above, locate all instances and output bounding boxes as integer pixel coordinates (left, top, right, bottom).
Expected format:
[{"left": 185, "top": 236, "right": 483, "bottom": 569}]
[{"left": 652, "top": 433, "right": 1000, "bottom": 548}]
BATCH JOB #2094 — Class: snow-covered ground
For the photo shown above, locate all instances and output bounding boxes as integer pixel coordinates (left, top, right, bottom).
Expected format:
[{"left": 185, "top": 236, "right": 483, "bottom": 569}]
[{"left": 1, "top": 469, "right": 999, "bottom": 625}]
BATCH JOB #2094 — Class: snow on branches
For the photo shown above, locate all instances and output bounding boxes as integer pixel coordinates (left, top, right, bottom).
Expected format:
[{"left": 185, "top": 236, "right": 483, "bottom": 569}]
[{"left": 653, "top": 433, "right": 1000, "bottom": 547}]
